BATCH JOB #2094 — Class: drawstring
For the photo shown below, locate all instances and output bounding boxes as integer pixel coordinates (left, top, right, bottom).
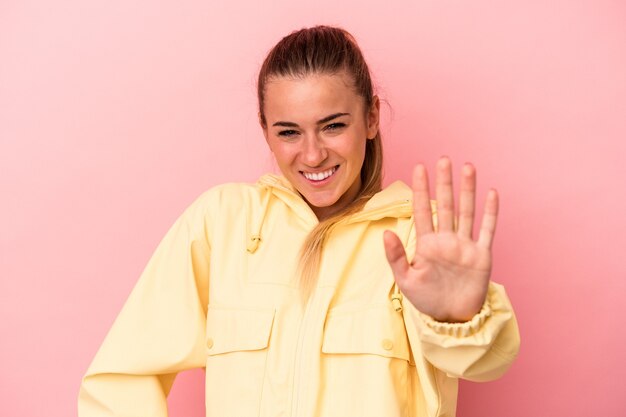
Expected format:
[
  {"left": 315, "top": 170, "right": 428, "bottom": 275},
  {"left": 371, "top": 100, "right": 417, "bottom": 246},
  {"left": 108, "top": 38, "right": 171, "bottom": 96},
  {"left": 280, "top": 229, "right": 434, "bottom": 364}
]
[
  {"left": 391, "top": 216, "right": 415, "bottom": 312},
  {"left": 247, "top": 236, "right": 262, "bottom": 253},
  {"left": 246, "top": 187, "right": 272, "bottom": 254}
]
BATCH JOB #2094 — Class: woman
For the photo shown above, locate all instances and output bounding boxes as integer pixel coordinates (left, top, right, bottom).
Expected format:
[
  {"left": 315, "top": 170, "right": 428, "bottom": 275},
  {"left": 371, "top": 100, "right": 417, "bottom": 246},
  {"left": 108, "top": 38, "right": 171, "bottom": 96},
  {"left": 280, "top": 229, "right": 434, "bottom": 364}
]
[{"left": 78, "top": 25, "right": 520, "bottom": 417}]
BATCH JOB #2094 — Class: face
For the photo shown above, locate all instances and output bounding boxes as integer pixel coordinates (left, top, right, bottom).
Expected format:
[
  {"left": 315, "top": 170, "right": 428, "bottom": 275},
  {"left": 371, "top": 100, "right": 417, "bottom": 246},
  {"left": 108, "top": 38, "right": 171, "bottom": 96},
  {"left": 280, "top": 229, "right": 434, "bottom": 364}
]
[{"left": 261, "top": 72, "right": 380, "bottom": 221}]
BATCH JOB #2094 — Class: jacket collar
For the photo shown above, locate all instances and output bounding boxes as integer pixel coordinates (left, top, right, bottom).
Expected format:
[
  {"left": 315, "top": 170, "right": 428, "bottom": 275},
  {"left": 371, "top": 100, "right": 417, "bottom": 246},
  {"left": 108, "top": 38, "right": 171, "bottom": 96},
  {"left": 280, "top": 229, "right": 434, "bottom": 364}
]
[{"left": 256, "top": 173, "right": 413, "bottom": 224}]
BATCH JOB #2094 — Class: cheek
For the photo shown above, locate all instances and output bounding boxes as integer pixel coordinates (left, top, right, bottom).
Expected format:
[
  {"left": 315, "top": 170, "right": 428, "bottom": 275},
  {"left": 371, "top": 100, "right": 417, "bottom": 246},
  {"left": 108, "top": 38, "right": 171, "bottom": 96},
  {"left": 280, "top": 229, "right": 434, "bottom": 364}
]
[
  {"left": 344, "top": 136, "right": 368, "bottom": 162},
  {"left": 270, "top": 143, "right": 297, "bottom": 165}
]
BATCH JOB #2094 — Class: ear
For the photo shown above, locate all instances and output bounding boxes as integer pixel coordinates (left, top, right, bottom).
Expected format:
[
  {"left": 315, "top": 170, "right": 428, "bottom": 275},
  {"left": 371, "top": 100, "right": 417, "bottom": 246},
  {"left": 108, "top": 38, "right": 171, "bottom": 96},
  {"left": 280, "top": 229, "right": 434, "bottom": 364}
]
[
  {"left": 259, "top": 112, "right": 270, "bottom": 146},
  {"left": 366, "top": 95, "right": 381, "bottom": 140}
]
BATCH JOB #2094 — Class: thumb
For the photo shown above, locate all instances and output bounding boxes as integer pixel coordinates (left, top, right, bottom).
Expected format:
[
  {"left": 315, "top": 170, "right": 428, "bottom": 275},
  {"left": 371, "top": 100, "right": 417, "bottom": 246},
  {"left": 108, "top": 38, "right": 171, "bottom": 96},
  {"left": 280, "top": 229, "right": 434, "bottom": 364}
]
[{"left": 383, "top": 230, "right": 410, "bottom": 283}]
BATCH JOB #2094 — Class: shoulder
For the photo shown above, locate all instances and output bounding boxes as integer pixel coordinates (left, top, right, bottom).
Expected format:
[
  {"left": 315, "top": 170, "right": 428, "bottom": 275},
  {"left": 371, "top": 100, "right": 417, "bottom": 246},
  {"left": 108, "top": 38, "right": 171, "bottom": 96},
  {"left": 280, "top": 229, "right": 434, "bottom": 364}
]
[
  {"left": 172, "top": 179, "right": 267, "bottom": 243},
  {"left": 187, "top": 181, "right": 261, "bottom": 214},
  {"left": 195, "top": 181, "right": 259, "bottom": 203},
  {"left": 183, "top": 177, "right": 273, "bottom": 221}
]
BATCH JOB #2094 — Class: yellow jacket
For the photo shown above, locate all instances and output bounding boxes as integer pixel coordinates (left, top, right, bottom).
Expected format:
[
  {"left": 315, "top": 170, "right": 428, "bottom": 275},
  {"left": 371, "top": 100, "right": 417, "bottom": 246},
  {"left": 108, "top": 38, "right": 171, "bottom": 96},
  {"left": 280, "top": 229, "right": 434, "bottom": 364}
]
[{"left": 78, "top": 173, "right": 520, "bottom": 417}]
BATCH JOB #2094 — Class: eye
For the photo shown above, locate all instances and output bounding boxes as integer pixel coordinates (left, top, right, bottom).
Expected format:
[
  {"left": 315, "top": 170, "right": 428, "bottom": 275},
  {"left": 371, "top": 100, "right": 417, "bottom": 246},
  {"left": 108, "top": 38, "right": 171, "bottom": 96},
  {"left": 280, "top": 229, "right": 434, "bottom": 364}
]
[
  {"left": 278, "top": 129, "right": 299, "bottom": 138},
  {"left": 325, "top": 122, "right": 346, "bottom": 131}
]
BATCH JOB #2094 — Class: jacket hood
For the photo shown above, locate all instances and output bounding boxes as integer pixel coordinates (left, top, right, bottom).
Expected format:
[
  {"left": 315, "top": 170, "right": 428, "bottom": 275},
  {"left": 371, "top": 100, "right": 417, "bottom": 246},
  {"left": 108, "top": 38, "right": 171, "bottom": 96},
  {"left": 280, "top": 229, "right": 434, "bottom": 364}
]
[
  {"left": 247, "top": 174, "right": 413, "bottom": 311},
  {"left": 252, "top": 173, "right": 424, "bottom": 312},
  {"left": 245, "top": 173, "right": 415, "bottom": 254}
]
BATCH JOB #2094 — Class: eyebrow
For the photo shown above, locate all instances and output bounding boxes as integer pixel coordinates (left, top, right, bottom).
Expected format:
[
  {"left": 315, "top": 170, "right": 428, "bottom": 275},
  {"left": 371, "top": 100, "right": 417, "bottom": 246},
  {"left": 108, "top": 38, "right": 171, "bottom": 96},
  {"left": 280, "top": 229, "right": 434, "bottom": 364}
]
[{"left": 272, "top": 112, "right": 350, "bottom": 127}]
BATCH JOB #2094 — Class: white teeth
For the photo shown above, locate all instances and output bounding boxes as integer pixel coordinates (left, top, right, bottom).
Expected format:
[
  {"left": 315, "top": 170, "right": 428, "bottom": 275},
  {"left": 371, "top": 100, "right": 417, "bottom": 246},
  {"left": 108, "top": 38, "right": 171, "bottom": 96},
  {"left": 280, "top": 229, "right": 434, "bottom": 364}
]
[{"left": 303, "top": 166, "right": 337, "bottom": 181}]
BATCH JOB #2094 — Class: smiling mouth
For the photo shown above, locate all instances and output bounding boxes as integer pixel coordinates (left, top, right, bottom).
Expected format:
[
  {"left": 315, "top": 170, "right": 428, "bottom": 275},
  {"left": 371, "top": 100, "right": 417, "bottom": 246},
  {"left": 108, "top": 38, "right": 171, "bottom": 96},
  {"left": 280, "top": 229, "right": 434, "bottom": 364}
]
[{"left": 300, "top": 165, "right": 339, "bottom": 181}]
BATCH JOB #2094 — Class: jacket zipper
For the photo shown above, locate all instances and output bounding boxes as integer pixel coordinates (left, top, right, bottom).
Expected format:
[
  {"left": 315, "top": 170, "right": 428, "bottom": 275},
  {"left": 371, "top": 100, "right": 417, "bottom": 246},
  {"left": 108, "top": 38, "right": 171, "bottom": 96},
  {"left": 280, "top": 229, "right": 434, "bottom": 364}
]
[{"left": 289, "top": 285, "right": 316, "bottom": 417}]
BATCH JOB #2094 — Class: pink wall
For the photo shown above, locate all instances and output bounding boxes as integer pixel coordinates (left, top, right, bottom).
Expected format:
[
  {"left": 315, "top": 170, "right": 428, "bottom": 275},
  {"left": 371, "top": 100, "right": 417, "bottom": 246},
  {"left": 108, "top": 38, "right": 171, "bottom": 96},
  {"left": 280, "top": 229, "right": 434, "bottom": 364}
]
[{"left": 1, "top": 1, "right": 625, "bottom": 416}]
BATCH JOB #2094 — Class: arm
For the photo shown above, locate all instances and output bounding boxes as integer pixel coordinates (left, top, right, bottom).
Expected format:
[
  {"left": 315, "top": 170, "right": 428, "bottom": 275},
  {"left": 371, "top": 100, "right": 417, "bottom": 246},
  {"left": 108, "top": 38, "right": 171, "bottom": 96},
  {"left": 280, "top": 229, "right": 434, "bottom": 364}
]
[
  {"left": 385, "top": 157, "right": 520, "bottom": 382},
  {"left": 78, "top": 192, "right": 212, "bottom": 416}
]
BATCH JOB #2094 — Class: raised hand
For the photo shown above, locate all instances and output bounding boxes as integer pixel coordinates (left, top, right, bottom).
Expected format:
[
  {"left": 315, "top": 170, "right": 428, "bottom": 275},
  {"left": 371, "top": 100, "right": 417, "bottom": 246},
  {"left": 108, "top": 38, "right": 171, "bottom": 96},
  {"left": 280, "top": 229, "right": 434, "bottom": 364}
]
[{"left": 383, "top": 156, "right": 499, "bottom": 323}]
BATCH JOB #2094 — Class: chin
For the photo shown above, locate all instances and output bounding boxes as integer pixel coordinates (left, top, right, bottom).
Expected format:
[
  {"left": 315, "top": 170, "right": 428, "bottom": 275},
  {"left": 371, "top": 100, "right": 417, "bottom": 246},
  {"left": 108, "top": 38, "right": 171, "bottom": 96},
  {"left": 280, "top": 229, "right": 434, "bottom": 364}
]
[{"left": 304, "top": 195, "right": 338, "bottom": 209}]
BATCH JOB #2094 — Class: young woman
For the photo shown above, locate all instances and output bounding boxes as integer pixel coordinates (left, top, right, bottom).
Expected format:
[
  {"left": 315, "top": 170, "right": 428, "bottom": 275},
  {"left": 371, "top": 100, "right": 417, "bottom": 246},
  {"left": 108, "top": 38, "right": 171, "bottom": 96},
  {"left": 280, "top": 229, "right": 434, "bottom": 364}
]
[{"left": 78, "top": 25, "right": 520, "bottom": 417}]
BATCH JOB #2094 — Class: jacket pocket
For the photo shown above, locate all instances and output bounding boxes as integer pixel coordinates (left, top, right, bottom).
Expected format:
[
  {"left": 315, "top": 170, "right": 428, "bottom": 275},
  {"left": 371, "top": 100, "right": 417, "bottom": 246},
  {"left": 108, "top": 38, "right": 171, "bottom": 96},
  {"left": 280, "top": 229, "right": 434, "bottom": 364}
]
[
  {"left": 204, "top": 306, "right": 275, "bottom": 417},
  {"left": 319, "top": 303, "right": 411, "bottom": 417}
]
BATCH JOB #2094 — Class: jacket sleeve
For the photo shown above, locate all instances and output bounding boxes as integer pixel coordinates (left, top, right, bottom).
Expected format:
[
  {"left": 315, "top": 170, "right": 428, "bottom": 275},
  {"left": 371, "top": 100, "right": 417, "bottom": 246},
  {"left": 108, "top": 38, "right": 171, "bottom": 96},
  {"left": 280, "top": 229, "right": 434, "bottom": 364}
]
[
  {"left": 404, "top": 280, "right": 520, "bottom": 382},
  {"left": 78, "top": 191, "right": 212, "bottom": 416}
]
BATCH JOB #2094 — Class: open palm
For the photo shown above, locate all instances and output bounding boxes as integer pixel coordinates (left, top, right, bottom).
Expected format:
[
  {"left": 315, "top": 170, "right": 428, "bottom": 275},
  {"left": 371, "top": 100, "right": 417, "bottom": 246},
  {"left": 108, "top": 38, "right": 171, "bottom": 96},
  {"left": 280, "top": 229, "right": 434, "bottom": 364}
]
[{"left": 383, "top": 157, "right": 499, "bottom": 323}]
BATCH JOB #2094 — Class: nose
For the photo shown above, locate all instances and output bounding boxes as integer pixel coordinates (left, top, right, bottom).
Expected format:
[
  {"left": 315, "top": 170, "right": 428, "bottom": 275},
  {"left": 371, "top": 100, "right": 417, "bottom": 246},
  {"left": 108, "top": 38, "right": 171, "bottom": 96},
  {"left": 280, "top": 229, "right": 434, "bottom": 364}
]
[{"left": 300, "top": 134, "right": 328, "bottom": 167}]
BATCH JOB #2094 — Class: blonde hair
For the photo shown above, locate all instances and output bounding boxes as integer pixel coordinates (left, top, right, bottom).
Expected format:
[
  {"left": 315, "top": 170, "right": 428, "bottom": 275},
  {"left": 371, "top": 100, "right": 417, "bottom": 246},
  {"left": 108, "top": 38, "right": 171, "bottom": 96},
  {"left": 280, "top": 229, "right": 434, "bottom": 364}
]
[{"left": 257, "top": 26, "right": 384, "bottom": 301}]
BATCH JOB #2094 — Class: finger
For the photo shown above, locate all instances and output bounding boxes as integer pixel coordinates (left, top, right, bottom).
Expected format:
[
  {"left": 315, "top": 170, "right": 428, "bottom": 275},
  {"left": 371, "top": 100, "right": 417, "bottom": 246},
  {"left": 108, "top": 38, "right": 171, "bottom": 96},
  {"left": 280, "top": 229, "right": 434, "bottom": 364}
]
[
  {"left": 435, "top": 156, "right": 455, "bottom": 232},
  {"left": 412, "top": 164, "right": 434, "bottom": 237},
  {"left": 383, "top": 230, "right": 410, "bottom": 284},
  {"left": 477, "top": 188, "right": 499, "bottom": 249},
  {"left": 457, "top": 163, "right": 476, "bottom": 239}
]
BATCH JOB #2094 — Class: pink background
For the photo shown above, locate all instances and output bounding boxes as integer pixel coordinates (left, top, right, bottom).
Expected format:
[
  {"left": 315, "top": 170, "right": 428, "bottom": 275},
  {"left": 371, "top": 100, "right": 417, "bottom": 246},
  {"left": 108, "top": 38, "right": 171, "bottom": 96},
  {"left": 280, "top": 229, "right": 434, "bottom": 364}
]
[{"left": 1, "top": 1, "right": 625, "bottom": 416}]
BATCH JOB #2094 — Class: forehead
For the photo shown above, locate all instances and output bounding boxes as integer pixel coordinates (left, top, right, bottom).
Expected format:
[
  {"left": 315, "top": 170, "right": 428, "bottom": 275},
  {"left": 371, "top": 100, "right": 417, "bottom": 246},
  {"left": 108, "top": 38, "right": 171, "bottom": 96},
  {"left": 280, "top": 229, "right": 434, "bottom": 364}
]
[{"left": 263, "top": 73, "right": 363, "bottom": 122}]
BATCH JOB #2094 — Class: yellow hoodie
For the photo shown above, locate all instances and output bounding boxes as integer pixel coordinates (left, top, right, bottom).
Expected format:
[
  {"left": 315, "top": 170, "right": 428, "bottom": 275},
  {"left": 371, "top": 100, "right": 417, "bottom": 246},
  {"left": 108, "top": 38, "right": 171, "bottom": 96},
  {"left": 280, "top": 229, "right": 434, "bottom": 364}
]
[{"left": 78, "top": 173, "right": 520, "bottom": 417}]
